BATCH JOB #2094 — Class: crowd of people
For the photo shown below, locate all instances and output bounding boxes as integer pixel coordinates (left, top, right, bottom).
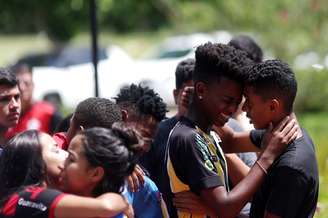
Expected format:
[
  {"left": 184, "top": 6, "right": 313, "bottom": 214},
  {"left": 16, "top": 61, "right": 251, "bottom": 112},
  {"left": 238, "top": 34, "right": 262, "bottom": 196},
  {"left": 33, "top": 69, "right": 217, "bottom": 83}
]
[{"left": 0, "top": 35, "right": 319, "bottom": 218}]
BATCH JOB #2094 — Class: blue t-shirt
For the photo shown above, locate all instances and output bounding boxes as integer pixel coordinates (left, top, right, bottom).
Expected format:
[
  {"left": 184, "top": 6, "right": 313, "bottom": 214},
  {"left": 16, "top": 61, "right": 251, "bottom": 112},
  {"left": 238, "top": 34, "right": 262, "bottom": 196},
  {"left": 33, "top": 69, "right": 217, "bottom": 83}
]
[{"left": 122, "top": 176, "right": 165, "bottom": 218}]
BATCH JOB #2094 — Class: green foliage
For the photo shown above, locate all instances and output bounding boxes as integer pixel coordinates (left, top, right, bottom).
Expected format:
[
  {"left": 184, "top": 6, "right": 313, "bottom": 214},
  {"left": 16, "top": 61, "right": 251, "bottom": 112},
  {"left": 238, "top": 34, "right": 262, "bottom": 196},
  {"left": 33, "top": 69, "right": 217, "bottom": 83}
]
[
  {"left": 0, "top": 0, "right": 88, "bottom": 43},
  {"left": 101, "top": 0, "right": 176, "bottom": 32},
  {"left": 173, "top": 2, "right": 219, "bottom": 32},
  {"left": 1, "top": 0, "right": 328, "bottom": 60},
  {"left": 295, "top": 69, "right": 328, "bottom": 112}
]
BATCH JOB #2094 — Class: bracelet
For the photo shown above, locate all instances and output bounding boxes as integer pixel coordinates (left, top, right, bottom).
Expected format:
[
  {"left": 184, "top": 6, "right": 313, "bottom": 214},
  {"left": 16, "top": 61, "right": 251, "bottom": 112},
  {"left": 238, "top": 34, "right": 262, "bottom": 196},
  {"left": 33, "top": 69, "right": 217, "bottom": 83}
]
[{"left": 256, "top": 160, "right": 268, "bottom": 175}]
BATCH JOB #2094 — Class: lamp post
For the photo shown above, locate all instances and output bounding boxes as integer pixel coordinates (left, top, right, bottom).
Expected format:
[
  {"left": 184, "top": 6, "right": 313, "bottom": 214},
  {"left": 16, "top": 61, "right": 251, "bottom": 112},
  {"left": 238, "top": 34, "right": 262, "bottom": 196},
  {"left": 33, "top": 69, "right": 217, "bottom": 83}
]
[{"left": 90, "top": 0, "right": 99, "bottom": 97}]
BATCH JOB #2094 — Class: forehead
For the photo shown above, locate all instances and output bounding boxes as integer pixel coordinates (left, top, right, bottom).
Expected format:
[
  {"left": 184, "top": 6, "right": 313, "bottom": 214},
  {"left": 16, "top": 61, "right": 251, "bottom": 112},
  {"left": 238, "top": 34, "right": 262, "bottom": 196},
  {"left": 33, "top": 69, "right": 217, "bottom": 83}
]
[
  {"left": 244, "top": 86, "right": 268, "bottom": 102},
  {"left": 68, "top": 134, "right": 84, "bottom": 153},
  {"left": 210, "top": 77, "right": 242, "bottom": 96},
  {"left": 244, "top": 86, "right": 262, "bottom": 97},
  {"left": 179, "top": 80, "right": 193, "bottom": 90},
  {"left": 0, "top": 85, "right": 19, "bottom": 96},
  {"left": 16, "top": 71, "right": 32, "bottom": 78},
  {"left": 39, "top": 133, "right": 56, "bottom": 149}
]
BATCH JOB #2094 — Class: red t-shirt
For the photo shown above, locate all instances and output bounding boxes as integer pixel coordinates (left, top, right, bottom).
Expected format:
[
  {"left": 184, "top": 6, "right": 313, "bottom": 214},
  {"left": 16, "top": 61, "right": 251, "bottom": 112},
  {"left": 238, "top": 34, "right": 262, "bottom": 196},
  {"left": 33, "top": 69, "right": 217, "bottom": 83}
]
[{"left": 0, "top": 186, "right": 66, "bottom": 218}]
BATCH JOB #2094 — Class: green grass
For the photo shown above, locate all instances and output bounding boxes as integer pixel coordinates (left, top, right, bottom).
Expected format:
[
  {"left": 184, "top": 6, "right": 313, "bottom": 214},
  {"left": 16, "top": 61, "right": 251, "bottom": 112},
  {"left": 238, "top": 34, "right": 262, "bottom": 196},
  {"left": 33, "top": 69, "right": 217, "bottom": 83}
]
[{"left": 298, "top": 112, "right": 328, "bottom": 217}]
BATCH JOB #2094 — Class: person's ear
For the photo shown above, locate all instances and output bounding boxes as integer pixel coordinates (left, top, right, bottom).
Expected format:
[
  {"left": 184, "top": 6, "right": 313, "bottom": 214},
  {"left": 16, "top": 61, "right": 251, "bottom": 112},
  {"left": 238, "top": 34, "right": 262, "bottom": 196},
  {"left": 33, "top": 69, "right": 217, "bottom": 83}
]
[
  {"left": 269, "top": 99, "right": 280, "bottom": 112},
  {"left": 195, "top": 81, "right": 206, "bottom": 100},
  {"left": 121, "top": 110, "right": 128, "bottom": 121},
  {"left": 74, "top": 125, "right": 84, "bottom": 135},
  {"left": 89, "top": 166, "right": 104, "bottom": 183}
]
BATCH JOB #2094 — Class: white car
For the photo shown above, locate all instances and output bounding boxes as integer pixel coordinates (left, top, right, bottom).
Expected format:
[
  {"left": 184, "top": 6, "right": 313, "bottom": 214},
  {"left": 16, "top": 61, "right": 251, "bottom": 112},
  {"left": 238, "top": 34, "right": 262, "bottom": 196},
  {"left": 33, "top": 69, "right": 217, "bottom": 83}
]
[{"left": 33, "top": 45, "right": 134, "bottom": 107}]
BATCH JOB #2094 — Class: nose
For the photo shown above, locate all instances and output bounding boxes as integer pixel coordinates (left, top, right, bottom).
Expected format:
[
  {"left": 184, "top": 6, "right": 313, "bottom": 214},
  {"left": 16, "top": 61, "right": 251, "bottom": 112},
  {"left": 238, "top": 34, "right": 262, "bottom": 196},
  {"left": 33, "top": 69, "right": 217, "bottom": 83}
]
[
  {"left": 58, "top": 164, "right": 64, "bottom": 171},
  {"left": 9, "top": 98, "right": 19, "bottom": 110}
]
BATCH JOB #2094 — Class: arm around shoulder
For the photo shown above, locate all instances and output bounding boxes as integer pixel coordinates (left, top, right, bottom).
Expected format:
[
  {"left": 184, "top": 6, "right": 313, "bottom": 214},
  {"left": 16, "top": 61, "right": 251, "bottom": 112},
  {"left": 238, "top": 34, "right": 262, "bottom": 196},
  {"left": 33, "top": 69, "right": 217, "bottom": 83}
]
[
  {"left": 55, "top": 193, "right": 132, "bottom": 218},
  {"left": 213, "top": 125, "right": 260, "bottom": 153}
]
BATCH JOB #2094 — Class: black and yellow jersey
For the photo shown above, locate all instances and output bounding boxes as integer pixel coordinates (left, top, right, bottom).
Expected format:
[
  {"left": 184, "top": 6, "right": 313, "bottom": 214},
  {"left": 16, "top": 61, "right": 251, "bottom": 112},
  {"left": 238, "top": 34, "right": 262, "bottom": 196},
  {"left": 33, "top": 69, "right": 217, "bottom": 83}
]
[{"left": 165, "top": 117, "right": 229, "bottom": 218}]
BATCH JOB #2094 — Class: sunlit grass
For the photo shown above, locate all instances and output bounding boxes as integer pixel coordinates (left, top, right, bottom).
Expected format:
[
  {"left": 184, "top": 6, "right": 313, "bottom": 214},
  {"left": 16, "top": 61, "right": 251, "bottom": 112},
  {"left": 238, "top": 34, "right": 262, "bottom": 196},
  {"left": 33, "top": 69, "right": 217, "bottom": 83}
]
[{"left": 298, "top": 112, "right": 328, "bottom": 217}]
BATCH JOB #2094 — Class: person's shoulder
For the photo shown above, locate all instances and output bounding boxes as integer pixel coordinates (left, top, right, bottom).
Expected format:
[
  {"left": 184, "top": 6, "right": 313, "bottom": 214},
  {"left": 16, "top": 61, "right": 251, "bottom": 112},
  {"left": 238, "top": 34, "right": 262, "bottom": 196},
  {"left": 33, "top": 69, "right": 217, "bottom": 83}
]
[
  {"left": 24, "top": 186, "right": 63, "bottom": 196},
  {"left": 273, "top": 129, "right": 318, "bottom": 179},
  {"left": 142, "top": 176, "right": 159, "bottom": 191},
  {"left": 133, "top": 176, "right": 162, "bottom": 205},
  {"left": 170, "top": 119, "right": 197, "bottom": 142},
  {"left": 157, "top": 116, "right": 178, "bottom": 131},
  {"left": 172, "top": 117, "right": 196, "bottom": 134}
]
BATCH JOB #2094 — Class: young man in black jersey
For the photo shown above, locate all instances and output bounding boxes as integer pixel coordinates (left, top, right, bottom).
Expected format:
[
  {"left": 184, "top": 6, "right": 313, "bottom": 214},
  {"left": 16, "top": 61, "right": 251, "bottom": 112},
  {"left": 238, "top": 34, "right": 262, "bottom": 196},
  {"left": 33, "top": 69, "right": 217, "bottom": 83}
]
[{"left": 241, "top": 60, "right": 318, "bottom": 218}]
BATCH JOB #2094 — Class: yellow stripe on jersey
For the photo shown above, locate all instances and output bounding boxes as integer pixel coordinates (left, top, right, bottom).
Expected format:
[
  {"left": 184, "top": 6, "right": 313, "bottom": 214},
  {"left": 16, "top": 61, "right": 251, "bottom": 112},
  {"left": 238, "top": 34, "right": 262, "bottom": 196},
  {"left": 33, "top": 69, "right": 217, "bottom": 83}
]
[{"left": 167, "top": 154, "right": 207, "bottom": 218}]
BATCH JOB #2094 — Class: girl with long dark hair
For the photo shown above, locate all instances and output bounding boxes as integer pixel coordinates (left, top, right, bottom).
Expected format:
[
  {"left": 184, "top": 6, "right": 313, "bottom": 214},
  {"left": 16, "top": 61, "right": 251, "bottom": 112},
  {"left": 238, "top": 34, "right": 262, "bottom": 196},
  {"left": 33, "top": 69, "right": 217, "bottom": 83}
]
[{"left": 0, "top": 124, "right": 139, "bottom": 218}]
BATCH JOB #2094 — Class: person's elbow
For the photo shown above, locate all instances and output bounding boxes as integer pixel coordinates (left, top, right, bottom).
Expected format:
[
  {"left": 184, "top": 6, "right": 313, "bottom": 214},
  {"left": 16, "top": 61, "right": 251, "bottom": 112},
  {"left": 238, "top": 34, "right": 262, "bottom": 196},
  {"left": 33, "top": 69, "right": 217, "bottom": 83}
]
[{"left": 200, "top": 187, "right": 239, "bottom": 218}]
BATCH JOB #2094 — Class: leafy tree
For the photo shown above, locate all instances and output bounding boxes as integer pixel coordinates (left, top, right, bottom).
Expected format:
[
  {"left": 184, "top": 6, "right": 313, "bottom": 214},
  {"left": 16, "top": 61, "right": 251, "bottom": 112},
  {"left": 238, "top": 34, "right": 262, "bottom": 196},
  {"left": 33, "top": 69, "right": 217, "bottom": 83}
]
[
  {"left": 101, "top": 0, "right": 177, "bottom": 32},
  {"left": 0, "top": 0, "right": 88, "bottom": 44}
]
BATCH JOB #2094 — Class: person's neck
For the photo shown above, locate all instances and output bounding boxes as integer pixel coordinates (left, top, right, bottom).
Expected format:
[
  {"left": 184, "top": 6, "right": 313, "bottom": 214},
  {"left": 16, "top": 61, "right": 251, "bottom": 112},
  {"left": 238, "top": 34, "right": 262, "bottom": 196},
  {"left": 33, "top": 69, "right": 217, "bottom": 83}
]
[
  {"left": 271, "top": 111, "right": 302, "bottom": 138},
  {"left": 187, "top": 100, "right": 211, "bottom": 133}
]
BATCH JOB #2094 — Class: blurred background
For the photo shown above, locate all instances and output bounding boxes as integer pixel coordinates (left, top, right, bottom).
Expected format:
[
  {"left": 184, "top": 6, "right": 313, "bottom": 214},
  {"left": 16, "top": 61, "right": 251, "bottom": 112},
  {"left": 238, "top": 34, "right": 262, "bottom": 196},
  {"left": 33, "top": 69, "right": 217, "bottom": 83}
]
[{"left": 0, "top": 0, "right": 327, "bottom": 216}]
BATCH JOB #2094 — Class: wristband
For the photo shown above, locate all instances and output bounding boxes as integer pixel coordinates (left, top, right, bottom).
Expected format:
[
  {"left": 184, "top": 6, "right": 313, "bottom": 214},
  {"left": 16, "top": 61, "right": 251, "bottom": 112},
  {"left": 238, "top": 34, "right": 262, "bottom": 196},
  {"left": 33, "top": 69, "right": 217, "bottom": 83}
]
[{"left": 256, "top": 160, "right": 268, "bottom": 175}]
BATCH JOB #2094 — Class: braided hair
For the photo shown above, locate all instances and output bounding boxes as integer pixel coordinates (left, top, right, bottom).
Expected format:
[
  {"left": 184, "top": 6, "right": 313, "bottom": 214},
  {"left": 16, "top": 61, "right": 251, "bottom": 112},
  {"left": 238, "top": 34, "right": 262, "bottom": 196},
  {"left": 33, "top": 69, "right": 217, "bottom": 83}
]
[{"left": 79, "top": 123, "right": 142, "bottom": 196}]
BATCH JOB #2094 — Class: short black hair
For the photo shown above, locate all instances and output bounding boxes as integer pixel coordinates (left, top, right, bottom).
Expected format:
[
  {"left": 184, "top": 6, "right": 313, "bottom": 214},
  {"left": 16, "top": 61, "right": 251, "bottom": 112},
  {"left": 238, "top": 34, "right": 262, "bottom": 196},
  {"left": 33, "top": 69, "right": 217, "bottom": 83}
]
[
  {"left": 115, "top": 84, "right": 167, "bottom": 122},
  {"left": 0, "top": 67, "right": 18, "bottom": 87},
  {"left": 74, "top": 97, "right": 122, "bottom": 129},
  {"left": 228, "top": 35, "right": 263, "bottom": 63},
  {"left": 175, "top": 58, "right": 194, "bottom": 89},
  {"left": 246, "top": 59, "right": 297, "bottom": 113},
  {"left": 194, "top": 42, "right": 253, "bottom": 85}
]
